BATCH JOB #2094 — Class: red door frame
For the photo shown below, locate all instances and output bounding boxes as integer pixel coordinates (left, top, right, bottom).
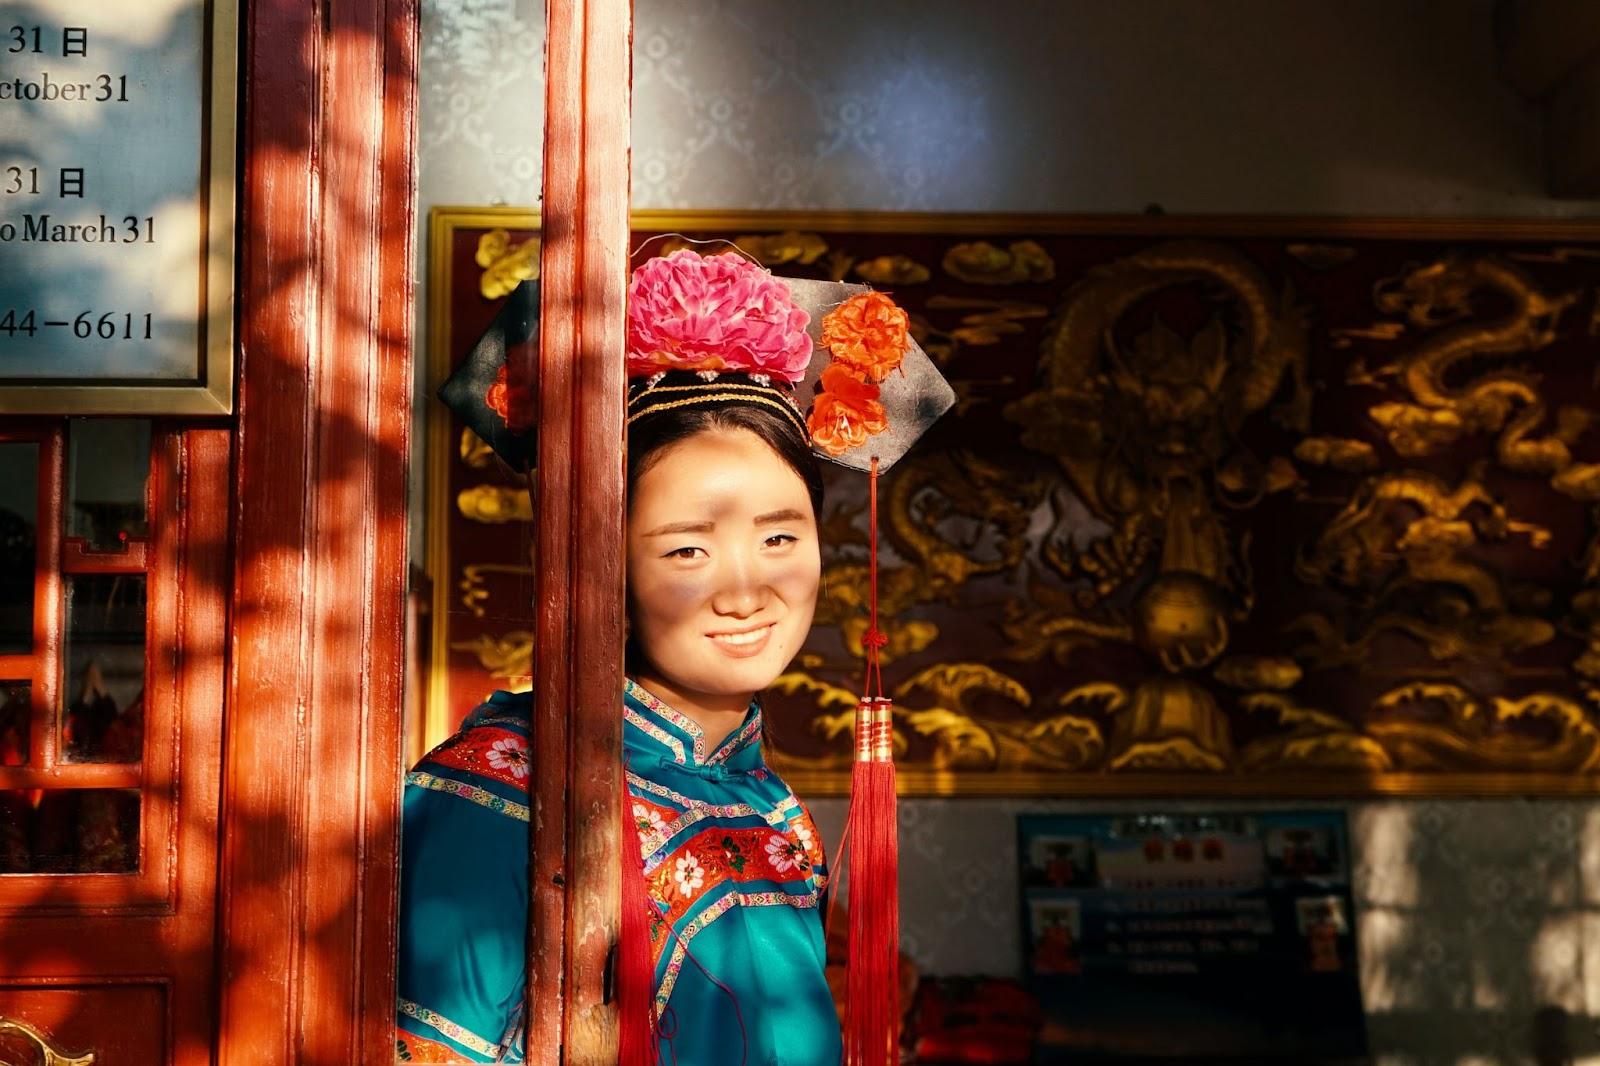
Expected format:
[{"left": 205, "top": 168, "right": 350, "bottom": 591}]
[
  {"left": 218, "top": 0, "right": 632, "bottom": 1059},
  {"left": 216, "top": 0, "right": 416, "bottom": 1060}
]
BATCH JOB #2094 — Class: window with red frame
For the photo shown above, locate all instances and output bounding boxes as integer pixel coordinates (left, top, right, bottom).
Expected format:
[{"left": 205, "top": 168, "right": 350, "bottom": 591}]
[{"left": 1, "top": 419, "right": 151, "bottom": 874}]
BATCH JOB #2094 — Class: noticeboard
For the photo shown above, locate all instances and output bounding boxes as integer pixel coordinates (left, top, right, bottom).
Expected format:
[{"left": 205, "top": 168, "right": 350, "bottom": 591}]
[
  {"left": 1018, "top": 811, "right": 1368, "bottom": 1062},
  {"left": 0, "top": 0, "right": 236, "bottom": 414}
]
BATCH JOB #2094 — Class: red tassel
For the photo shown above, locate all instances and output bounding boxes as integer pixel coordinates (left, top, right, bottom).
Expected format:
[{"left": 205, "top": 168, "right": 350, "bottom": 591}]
[
  {"left": 846, "top": 699, "right": 899, "bottom": 1066},
  {"left": 619, "top": 785, "right": 659, "bottom": 1066},
  {"left": 845, "top": 457, "right": 900, "bottom": 1066}
]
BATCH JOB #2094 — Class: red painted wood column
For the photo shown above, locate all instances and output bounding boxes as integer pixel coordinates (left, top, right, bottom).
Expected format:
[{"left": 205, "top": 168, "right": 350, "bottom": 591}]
[
  {"left": 216, "top": 0, "right": 417, "bottom": 1061},
  {"left": 529, "top": 0, "right": 633, "bottom": 1060}
]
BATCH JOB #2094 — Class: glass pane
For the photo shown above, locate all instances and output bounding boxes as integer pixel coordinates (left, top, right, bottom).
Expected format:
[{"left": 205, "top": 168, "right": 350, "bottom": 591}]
[
  {"left": 0, "top": 442, "right": 38, "bottom": 654},
  {"left": 0, "top": 682, "right": 27, "bottom": 766},
  {"left": 0, "top": 789, "right": 140, "bottom": 873},
  {"left": 60, "top": 575, "right": 146, "bottom": 764},
  {"left": 66, "top": 419, "right": 151, "bottom": 550}
]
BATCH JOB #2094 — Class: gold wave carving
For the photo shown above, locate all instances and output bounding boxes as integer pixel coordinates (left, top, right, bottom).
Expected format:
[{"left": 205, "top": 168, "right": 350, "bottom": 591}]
[
  {"left": 476, "top": 229, "right": 540, "bottom": 300},
  {"left": 1367, "top": 684, "right": 1600, "bottom": 773}
]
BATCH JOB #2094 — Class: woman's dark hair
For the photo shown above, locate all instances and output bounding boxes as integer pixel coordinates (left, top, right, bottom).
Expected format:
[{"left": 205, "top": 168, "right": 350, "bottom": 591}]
[{"left": 624, "top": 401, "right": 824, "bottom": 677}]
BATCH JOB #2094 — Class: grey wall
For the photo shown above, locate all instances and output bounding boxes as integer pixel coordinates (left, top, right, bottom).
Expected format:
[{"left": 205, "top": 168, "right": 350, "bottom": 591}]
[{"left": 417, "top": 2, "right": 1600, "bottom": 1061}]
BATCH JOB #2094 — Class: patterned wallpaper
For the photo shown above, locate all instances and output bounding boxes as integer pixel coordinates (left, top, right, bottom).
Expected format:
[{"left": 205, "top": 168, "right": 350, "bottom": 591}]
[{"left": 416, "top": 1, "right": 1600, "bottom": 1061}]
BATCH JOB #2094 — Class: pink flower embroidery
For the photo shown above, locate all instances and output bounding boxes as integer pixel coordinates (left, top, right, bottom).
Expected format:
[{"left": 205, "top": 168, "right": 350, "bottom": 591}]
[
  {"left": 765, "top": 833, "right": 807, "bottom": 874},
  {"left": 674, "top": 854, "right": 705, "bottom": 897},
  {"left": 627, "top": 251, "right": 813, "bottom": 382},
  {"left": 485, "top": 736, "right": 529, "bottom": 779}
]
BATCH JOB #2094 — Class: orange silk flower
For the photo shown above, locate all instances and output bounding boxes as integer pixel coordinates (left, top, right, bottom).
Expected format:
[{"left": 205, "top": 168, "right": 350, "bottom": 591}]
[
  {"left": 819, "top": 291, "right": 910, "bottom": 382},
  {"left": 808, "top": 364, "right": 889, "bottom": 456}
]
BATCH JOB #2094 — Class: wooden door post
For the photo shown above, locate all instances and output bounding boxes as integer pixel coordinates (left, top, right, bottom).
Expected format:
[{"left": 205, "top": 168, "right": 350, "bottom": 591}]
[
  {"left": 528, "top": 0, "right": 633, "bottom": 1061},
  {"left": 217, "top": 0, "right": 417, "bottom": 1061}
]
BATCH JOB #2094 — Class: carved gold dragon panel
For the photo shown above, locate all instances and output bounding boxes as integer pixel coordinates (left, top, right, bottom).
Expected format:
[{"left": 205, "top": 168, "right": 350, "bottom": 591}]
[{"left": 428, "top": 209, "right": 1600, "bottom": 795}]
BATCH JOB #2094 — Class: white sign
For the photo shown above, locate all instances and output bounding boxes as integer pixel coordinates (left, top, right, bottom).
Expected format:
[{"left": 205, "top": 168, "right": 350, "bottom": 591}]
[{"left": 0, "top": 0, "right": 235, "bottom": 413}]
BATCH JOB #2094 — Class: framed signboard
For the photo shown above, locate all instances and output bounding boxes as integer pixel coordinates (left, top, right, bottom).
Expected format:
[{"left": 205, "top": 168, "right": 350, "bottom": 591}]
[
  {"left": 1018, "top": 811, "right": 1366, "bottom": 1062},
  {"left": 0, "top": 0, "right": 237, "bottom": 414}
]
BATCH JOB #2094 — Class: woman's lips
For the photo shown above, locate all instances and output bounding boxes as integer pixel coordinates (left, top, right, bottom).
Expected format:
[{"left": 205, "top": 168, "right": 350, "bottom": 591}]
[{"left": 708, "top": 622, "right": 776, "bottom": 658}]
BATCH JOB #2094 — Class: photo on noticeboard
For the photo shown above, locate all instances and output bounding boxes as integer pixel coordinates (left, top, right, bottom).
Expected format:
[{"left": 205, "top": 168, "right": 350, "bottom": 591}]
[{"left": 1016, "top": 811, "right": 1367, "bottom": 1062}]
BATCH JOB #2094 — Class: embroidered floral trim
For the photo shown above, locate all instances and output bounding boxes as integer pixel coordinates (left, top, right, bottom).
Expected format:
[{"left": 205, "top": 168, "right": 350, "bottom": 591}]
[
  {"left": 398, "top": 999, "right": 503, "bottom": 1058},
  {"left": 625, "top": 773, "right": 799, "bottom": 862},
  {"left": 424, "top": 726, "right": 534, "bottom": 791},
  {"left": 706, "top": 710, "right": 763, "bottom": 765},
  {"left": 485, "top": 736, "right": 529, "bottom": 779},
  {"left": 396, "top": 1029, "right": 471, "bottom": 1063},
  {"left": 406, "top": 771, "right": 530, "bottom": 822},
  {"left": 625, "top": 771, "right": 795, "bottom": 826},
  {"left": 673, "top": 854, "right": 706, "bottom": 896},
  {"left": 624, "top": 679, "right": 709, "bottom": 763},
  {"left": 623, "top": 708, "right": 686, "bottom": 764},
  {"left": 765, "top": 832, "right": 809, "bottom": 874},
  {"left": 643, "top": 824, "right": 823, "bottom": 930}
]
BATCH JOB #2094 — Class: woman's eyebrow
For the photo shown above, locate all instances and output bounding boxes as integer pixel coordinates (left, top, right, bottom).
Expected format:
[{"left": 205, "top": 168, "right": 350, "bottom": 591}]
[
  {"left": 642, "top": 519, "right": 714, "bottom": 537},
  {"left": 754, "top": 509, "right": 807, "bottom": 526}
]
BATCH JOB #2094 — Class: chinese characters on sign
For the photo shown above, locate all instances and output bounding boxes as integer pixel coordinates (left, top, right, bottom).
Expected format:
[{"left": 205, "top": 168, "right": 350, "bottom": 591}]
[{"left": 0, "top": 0, "right": 235, "bottom": 413}]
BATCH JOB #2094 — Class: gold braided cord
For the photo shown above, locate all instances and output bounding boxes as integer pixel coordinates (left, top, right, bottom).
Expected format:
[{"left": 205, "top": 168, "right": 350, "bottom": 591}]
[{"left": 625, "top": 391, "right": 809, "bottom": 439}]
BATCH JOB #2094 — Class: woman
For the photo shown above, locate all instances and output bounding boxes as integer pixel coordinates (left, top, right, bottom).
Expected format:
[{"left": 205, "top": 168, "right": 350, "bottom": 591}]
[{"left": 398, "top": 251, "right": 948, "bottom": 1063}]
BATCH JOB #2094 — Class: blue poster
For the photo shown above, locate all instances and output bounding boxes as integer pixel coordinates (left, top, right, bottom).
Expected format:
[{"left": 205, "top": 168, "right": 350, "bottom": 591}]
[{"left": 1018, "top": 811, "right": 1366, "bottom": 1061}]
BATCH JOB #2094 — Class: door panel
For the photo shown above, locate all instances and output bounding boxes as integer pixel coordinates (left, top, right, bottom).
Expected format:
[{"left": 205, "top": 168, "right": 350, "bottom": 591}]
[{"left": 0, "top": 424, "right": 229, "bottom": 1066}]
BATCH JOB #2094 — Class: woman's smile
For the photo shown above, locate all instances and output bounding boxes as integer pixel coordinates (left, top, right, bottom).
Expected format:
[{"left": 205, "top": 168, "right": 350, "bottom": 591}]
[{"left": 708, "top": 620, "right": 777, "bottom": 656}]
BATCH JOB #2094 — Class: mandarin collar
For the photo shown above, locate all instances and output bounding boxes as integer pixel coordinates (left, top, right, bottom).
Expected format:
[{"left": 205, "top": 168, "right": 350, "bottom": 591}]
[{"left": 623, "top": 677, "right": 764, "bottom": 769}]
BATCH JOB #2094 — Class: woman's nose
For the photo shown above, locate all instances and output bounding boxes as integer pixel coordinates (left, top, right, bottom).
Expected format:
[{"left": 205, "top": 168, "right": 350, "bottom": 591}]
[{"left": 710, "top": 552, "right": 769, "bottom": 617}]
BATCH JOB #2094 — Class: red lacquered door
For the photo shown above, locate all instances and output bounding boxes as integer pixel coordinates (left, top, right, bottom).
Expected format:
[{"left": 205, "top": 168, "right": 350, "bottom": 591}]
[{"left": 0, "top": 420, "right": 228, "bottom": 1066}]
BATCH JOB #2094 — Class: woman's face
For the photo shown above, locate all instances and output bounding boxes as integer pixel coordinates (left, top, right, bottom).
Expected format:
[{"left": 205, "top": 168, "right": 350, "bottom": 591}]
[{"left": 626, "top": 427, "right": 821, "bottom": 703}]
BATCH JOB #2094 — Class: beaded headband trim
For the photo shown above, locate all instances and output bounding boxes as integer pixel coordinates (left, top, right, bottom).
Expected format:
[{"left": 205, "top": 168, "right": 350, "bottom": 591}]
[{"left": 624, "top": 380, "right": 809, "bottom": 440}]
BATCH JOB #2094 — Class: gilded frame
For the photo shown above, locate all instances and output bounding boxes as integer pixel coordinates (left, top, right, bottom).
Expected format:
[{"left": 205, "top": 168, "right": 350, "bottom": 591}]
[
  {"left": 0, "top": 0, "right": 238, "bottom": 416},
  {"left": 426, "top": 206, "right": 1600, "bottom": 796}
]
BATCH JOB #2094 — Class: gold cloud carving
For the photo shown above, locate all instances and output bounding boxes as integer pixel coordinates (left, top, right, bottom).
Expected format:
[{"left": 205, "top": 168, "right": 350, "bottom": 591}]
[
  {"left": 449, "top": 630, "right": 533, "bottom": 683},
  {"left": 732, "top": 231, "right": 828, "bottom": 266},
  {"left": 854, "top": 255, "right": 930, "bottom": 285},
  {"left": 942, "top": 240, "right": 1055, "bottom": 285},
  {"left": 1214, "top": 656, "right": 1303, "bottom": 691},
  {"left": 458, "top": 485, "right": 532, "bottom": 524},
  {"left": 460, "top": 429, "right": 495, "bottom": 469},
  {"left": 476, "top": 229, "right": 541, "bottom": 300}
]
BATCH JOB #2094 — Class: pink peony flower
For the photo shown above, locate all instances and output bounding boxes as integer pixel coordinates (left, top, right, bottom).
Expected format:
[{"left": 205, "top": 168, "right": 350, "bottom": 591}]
[{"left": 627, "top": 251, "right": 813, "bottom": 382}]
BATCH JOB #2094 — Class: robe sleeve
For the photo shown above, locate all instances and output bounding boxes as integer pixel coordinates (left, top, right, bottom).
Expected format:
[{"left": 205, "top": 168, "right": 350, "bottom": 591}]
[{"left": 396, "top": 762, "right": 530, "bottom": 1062}]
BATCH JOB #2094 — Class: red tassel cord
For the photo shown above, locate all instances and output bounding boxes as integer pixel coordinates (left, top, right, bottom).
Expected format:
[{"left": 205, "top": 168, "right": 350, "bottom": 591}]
[
  {"left": 846, "top": 456, "right": 900, "bottom": 1066},
  {"left": 619, "top": 782, "right": 662, "bottom": 1066}
]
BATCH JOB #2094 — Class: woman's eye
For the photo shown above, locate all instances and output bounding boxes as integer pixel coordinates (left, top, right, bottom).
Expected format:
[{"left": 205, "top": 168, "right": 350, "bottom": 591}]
[
  {"left": 764, "top": 534, "right": 798, "bottom": 548},
  {"left": 664, "top": 546, "right": 705, "bottom": 560}
]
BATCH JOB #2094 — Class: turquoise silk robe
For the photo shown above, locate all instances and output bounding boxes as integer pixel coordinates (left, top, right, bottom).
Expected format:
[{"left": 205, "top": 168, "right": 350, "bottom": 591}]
[{"left": 396, "top": 681, "right": 843, "bottom": 1065}]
